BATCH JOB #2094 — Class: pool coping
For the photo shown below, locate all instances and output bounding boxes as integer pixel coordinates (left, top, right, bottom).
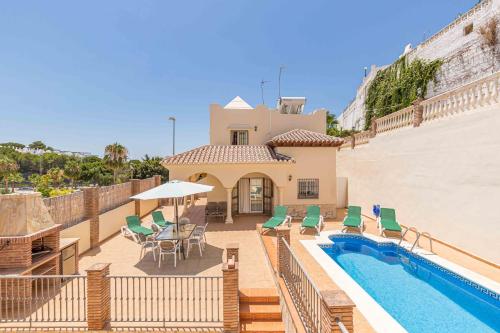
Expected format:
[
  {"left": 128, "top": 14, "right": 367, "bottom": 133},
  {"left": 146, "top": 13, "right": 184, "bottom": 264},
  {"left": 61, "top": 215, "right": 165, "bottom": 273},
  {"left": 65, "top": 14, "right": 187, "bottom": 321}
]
[{"left": 300, "top": 230, "right": 500, "bottom": 333}]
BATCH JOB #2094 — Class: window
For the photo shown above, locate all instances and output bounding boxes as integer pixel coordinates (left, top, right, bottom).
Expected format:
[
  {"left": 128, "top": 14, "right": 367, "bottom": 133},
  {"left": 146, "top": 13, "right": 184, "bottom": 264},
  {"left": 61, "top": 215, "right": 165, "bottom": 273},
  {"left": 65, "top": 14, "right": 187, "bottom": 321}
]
[
  {"left": 297, "top": 179, "right": 319, "bottom": 199},
  {"left": 230, "top": 130, "right": 248, "bottom": 145},
  {"left": 463, "top": 23, "right": 473, "bottom": 36}
]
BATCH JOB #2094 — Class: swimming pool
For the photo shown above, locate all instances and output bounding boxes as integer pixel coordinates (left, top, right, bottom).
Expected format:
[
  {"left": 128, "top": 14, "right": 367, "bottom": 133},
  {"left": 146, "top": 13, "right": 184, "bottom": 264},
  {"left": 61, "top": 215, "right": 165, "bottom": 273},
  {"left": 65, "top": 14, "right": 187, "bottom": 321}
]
[{"left": 319, "top": 234, "right": 499, "bottom": 333}]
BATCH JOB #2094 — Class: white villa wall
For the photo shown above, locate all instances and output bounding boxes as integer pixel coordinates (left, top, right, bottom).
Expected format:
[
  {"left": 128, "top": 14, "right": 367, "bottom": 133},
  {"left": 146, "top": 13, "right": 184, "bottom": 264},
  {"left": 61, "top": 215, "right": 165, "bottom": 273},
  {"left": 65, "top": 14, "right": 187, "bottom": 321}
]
[
  {"left": 337, "top": 107, "right": 500, "bottom": 263},
  {"left": 210, "top": 104, "right": 326, "bottom": 145}
]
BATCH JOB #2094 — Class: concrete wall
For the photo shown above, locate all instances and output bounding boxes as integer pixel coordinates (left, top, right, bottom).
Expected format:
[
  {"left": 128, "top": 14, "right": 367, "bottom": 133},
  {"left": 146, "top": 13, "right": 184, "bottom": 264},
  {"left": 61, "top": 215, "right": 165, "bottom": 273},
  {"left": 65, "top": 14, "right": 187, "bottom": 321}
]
[
  {"left": 61, "top": 220, "right": 91, "bottom": 255},
  {"left": 99, "top": 201, "right": 135, "bottom": 242},
  {"left": 337, "top": 107, "right": 500, "bottom": 263},
  {"left": 210, "top": 104, "right": 326, "bottom": 145},
  {"left": 139, "top": 199, "right": 159, "bottom": 217},
  {"left": 275, "top": 147, "right": 337, "bottom": 207}
]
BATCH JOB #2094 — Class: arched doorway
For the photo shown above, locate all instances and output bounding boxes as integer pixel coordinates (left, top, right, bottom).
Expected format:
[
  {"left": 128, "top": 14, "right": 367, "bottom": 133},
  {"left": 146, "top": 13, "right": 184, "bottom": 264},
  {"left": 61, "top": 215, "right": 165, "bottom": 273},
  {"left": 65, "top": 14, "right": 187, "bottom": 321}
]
[{"left": 233, "top": 172, "right": 275, "bottom": 215}]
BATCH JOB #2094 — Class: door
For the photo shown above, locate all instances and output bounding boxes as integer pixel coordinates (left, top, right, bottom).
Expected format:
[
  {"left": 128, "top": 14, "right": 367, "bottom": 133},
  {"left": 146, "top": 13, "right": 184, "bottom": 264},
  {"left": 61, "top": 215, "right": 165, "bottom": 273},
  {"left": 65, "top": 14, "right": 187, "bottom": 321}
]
[
  {"left": 250, "top": 178, "right": 263, "bottom": 213},
  {"left": 238, "top": 178, "right": 251, "bottom": 213},
  {"left": 263, "top": 178, "right": 273, "bottom": 214}
]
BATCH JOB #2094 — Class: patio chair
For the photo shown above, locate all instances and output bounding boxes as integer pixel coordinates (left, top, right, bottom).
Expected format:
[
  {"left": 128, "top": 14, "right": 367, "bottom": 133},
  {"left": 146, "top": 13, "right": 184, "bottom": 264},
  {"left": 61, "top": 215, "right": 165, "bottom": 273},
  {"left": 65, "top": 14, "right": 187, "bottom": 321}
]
[
  {"left": 300, "top": 206, "right": 324, "bottom": 235},
  {"left": 342, "top": 205, "right": 363, "bottom": 233},
  {"left": 378, "top": 208, "right": 402, "bottom": 236},
  {"left": 125, "top": 215, "right": 154, "bottom": 241},
  {"left": 152, "top": 210, "right": 173, "bottom": 228},
  {"left": 158, "top": 240, "right": 181, "bottom": 268},
  {"left": 187, "top": 223, "right": 208, "bottom": 258},
  {"left": 261, "top": 206, "right": 291, "bottom": 233},
  {"left": 137, "top": 233, "right": 158, "bottom": 261}
]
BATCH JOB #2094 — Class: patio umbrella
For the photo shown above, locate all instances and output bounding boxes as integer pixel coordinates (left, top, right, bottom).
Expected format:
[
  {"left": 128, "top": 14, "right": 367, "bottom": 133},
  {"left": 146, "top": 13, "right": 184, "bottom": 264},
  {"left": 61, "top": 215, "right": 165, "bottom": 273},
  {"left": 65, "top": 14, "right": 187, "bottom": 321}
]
[{"left": 130, "top": 180, "right": 213, "bottom": 229}]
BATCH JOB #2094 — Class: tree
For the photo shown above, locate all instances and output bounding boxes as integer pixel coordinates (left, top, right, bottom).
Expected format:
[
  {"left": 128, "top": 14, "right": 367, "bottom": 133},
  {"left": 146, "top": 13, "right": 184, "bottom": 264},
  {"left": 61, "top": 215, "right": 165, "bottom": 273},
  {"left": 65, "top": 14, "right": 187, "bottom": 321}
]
[
  {"left": 0, "top": 142, "right": 25, "bottom": 149},
  {"left": 7, "top": 172, "right": 24, "bottom": 192},
  {"left": 28, "top": 140, "right": 47, "bottom": 150},
  {"left": 130, "top": 155, "right": 169, "bottom": 182},
  {"left": 326, "top": 111, "right": 339, "bottom": 136},
  {"left": 46, "top": 167, "right": 65, "bottom": 187},
  {"left": 64, "top": 160, "right": 81, "bottom": 187},
  {"left": 0, "top": 157, "right": 19, "bottom": 193},
  {"left": 104, "top": 143, "right": 128, "bottom": 184}
]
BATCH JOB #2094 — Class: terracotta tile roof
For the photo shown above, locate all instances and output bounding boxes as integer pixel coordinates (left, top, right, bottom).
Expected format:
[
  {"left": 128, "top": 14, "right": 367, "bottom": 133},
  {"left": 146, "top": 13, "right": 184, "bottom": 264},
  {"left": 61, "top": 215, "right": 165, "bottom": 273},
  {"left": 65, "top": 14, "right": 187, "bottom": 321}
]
[
  {"left": 267, "top": 129, "right": 344, "bottom": 147},
  {"left": 162, "top": 145, "right": 294, "bottom": 165}
]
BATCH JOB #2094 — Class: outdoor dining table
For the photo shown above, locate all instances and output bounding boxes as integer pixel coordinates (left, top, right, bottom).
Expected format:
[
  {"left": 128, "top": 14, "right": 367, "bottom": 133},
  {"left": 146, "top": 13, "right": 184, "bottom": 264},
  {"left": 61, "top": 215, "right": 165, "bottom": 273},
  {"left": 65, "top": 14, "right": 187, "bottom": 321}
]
[{"left": 154, "top": 223, "right": 197, "bottom": 259}]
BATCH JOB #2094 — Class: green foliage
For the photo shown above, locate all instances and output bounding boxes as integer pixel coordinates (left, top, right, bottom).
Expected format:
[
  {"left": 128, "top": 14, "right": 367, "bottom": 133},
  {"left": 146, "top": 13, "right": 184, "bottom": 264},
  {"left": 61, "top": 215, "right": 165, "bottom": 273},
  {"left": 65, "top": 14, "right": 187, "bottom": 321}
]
[
  {"left": 28, "top": 140, "right": 47, "bottom": 150},
  {"left": 0, "top": 156, "right": 19, "bottom": 192},
  {"left": 48, "top": 187, "right": 73, "bottom": 197},
  {"left": 0, "top": 142, "right": 25, "bottom": 149},
  {"left": 325, "top": 112, "right": 359, "bottom": 138},
  {"left": 64, "top": 160, "right": 81, "bottom": 187},
  {"left": 364, "top": 56, "right": 442, "bottom": 129},
  {"left": 104, "top": 143, "right": 128, "bottom": 183},
  {"left": 130, "top": 155, "right": 169, "bottom": 182},
  {"left": 29, "top": 173, "right": 53, "bottom": 197}
]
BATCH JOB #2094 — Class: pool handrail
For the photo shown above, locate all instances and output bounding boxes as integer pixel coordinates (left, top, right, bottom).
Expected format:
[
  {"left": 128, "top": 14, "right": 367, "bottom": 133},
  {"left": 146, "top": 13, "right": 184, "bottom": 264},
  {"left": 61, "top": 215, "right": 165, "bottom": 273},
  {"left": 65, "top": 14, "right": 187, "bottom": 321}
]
[{"left": 420, "top": 231, "right": 434, "bottom": 253}]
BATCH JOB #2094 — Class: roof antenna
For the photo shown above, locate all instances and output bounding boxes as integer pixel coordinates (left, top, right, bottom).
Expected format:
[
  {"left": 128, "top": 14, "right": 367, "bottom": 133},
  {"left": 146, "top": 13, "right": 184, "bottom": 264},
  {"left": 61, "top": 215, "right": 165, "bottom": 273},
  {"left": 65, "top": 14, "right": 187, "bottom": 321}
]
[
  {"left": 278, "top": 65, "right": 286, "bottom": 99},
  {"left": 260, "top": 79, "right": 270, "bottom": 105}
]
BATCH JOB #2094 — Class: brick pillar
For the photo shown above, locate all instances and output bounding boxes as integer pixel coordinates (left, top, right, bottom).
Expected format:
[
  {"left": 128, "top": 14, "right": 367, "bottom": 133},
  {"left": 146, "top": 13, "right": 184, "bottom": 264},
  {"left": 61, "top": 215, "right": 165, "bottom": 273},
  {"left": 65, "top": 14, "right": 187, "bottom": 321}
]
[
  {"left": 321, "top": 290, "right": 355, "bottom": 333},
  {"left": 226, "top": 243, "right": 239, "bottom": 263},
  {"left": 131, "top": 179, "right": 141, "bottom": 215},
  {"left": 153, "top": 174, "right": 161, "bottom": 187},
  {"left": 370, "top": 117, "right": 377, "bottom": 138},
  {"left": 222, "top": 257, "right": 239, "bottom": 333},
  {"left": 413, "top": 97, "right": 424, "bottom": 127},
  {"left": 86, "top": 263, "right": 111, "bottom": 330},
  {"left": 83, "top": 187, "right": 100, "bottom": 248},
  {"left": 276, "top": 227, "right": 291, "bottom": 277}
]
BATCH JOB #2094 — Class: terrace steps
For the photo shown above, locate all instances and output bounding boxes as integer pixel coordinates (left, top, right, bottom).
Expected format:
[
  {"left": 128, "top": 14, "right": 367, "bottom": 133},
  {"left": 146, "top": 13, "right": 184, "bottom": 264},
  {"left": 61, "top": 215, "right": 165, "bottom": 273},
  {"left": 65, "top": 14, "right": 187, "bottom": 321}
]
[{"left": 239, "top": 288, "right": 284, "bottom": 333}]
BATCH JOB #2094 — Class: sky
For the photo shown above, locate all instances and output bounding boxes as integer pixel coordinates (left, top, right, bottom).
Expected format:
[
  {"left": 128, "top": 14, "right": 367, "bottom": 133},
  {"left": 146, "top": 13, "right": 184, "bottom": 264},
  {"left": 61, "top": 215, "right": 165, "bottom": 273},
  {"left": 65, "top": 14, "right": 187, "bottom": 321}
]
[{"left": 0, "top": 0, "right": 477, "bottom": 159}]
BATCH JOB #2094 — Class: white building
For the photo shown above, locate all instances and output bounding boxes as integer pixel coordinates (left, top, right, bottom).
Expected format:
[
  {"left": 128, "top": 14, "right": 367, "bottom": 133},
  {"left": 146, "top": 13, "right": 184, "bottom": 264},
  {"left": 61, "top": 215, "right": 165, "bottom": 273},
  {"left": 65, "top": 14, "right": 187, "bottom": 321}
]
[
  {"left": 338, "top": 64, "right": 387, "bottom": 130},
  {"left": 338, "top": 0, "right": 499, "bottom": 130}
]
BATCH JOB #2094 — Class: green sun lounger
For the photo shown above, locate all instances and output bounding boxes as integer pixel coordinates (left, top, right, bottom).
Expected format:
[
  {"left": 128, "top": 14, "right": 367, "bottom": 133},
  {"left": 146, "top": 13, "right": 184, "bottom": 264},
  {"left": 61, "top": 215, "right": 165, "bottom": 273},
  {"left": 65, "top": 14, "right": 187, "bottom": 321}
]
[
  {"left": 126, "top": 215, "right": 154, "bottom": 238},
  {"left": 378, "top": 208, "right": 402, "bottom": 235},
  {"left": 342, "top": 205, "right": 363, "bottom": 233},
  {"left": 152, "top": 211, "right": 173, "bottom": 228},
  {"left": 300, "top": 205, "right": 324, "bottom": 235},
  {"left": 261, "top": 206, "right": 290, "bottom": 233}
]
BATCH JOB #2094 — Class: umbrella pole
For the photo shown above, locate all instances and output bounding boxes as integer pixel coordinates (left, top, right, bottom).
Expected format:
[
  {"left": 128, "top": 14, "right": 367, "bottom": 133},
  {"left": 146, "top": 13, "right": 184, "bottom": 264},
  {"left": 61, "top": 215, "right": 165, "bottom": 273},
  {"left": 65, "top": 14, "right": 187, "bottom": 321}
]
[{"left": 175, "top": 197, "right": 179, "bottom": 230}]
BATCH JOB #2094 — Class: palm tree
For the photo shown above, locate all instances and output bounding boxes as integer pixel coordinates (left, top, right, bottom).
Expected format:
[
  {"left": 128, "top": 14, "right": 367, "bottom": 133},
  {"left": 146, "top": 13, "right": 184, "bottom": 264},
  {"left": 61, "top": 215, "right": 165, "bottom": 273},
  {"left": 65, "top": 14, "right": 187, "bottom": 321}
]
[
  {"left": 104, "top": 143, "right": 129, "bottom": 184},
  {"left": 0, "top": 157, "right": 19, "bottom": 193}
]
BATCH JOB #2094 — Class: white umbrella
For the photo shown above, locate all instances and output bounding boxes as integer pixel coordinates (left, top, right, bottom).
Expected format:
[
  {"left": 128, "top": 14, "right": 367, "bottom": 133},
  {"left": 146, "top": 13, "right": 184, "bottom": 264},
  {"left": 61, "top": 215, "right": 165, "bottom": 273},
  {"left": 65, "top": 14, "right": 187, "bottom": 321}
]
[{"left": 131, "top": 180, "right": 213, "bottom": 228}]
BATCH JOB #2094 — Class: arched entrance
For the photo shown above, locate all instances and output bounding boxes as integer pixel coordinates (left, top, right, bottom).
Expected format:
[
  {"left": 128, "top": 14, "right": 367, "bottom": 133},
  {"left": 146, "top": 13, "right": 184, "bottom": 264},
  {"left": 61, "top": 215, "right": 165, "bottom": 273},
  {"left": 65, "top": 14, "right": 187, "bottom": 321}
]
[{"left": 232, "top": 172, "right": 276, "bottom": 215}]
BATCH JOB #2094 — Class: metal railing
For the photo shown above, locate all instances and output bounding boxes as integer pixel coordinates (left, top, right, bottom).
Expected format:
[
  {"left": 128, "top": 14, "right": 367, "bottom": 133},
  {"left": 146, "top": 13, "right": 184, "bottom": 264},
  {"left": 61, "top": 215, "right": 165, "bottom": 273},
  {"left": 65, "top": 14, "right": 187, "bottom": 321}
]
[
  {"left": 279, "top": 237, "right": 322, "bottom": 333},
  {"left": 109, "top": 275, "right": 223, "bottom": 326},
  {"left": 0, "top": 276, "right": 87, "bottom": 328}
]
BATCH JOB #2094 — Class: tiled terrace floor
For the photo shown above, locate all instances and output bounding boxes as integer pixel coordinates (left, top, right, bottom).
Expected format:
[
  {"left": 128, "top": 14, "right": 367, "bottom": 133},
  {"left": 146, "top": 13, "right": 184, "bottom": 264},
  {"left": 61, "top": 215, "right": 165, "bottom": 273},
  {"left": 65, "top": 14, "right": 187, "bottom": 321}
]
[{"left": 78, "top": 200, "right": 274, "bottom": 289}]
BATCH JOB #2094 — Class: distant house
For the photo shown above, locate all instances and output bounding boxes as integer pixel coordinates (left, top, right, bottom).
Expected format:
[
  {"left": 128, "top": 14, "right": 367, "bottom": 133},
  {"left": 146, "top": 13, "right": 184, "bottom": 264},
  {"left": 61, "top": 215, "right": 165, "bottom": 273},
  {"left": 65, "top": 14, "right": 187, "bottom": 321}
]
[{"left": 162, "top": 96, "right": 343, "bottom": 223}]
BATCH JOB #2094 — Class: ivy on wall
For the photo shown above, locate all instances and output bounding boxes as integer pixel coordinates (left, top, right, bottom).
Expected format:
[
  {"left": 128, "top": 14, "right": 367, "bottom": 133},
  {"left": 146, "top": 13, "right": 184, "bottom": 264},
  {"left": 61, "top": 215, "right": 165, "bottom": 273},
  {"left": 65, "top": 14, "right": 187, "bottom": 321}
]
[{"left": 364, "top": 56, "right": 442, "bottom": 129}]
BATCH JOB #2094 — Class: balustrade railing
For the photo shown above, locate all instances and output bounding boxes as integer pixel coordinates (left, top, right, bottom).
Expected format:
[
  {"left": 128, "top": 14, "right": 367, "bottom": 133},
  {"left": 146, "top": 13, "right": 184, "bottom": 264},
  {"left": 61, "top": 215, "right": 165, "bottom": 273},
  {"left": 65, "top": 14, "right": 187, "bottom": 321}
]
[
  {"left": 0, "top": 276, "right": 87, "bottom": 328},
  {"left": 375, "top": 105, "right": 414, "bottom": 133},
  {"left": 109, "top": 275, "right": 223, "bottom": 325},
  {"left": 422, "top": 71, "right": 499, "bottom": 122},
  {"left": 353, "top": 131, "right": 371, "bottom": 145}
]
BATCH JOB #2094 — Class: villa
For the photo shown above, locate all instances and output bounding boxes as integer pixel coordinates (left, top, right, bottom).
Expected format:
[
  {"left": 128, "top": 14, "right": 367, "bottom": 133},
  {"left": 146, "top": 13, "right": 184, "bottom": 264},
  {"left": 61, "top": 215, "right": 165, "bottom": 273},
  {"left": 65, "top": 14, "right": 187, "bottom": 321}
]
[{"left": 163, "top": 96, "right": 343, "bottom": 223}]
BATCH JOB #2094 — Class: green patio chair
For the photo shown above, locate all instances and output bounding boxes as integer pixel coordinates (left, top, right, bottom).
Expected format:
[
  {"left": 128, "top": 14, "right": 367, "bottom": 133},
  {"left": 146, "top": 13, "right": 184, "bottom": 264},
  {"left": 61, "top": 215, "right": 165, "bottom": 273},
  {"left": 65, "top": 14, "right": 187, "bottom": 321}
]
[
  {"left": 342, "top": 205, "right": 363, "bottom": 233},
  {"left": 378, "top": 208, "right": 402, "bottom": 236},
  {"left": 300, "top": 205, "right": 324, "bottom": 235},
  {"left": 125, "top": 215, "right": 154, "bottom": 242},
  {"left": 152, "top": 210, "right": 173, "bottom": 228},
  {"left": 261, "top": 206, "right": 290, "bottom": 233}
]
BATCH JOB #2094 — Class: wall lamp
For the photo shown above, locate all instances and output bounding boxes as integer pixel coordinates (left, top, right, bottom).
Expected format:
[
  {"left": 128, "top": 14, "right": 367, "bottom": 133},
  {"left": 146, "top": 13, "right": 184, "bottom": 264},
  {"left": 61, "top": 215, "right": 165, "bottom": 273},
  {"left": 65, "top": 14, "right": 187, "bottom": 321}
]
[{"left": 288, "top": 175, "right": 292, "bottom": 181}]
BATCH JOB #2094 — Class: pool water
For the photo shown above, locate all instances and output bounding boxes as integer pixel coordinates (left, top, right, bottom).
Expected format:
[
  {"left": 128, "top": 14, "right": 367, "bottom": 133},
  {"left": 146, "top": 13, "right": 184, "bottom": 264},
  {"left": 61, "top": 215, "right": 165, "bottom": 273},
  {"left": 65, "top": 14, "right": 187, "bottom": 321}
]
[{"left": 321, "top": 235, "right": 500, "bottom": 333}]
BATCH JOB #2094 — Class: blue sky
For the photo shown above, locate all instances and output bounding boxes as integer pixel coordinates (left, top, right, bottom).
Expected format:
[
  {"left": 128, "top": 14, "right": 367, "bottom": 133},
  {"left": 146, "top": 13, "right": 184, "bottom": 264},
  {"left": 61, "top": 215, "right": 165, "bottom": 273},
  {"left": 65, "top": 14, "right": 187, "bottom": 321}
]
[{"left": 0, "top": 0, "right": 476, "bottom": 159}]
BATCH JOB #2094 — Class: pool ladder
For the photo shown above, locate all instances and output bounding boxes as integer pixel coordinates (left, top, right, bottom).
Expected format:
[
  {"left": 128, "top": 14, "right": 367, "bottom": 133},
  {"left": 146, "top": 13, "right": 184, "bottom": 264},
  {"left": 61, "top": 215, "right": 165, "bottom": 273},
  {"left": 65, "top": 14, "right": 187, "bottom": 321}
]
[{"left": 399, "top": 227, "right": 433, "bottom": 253}]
